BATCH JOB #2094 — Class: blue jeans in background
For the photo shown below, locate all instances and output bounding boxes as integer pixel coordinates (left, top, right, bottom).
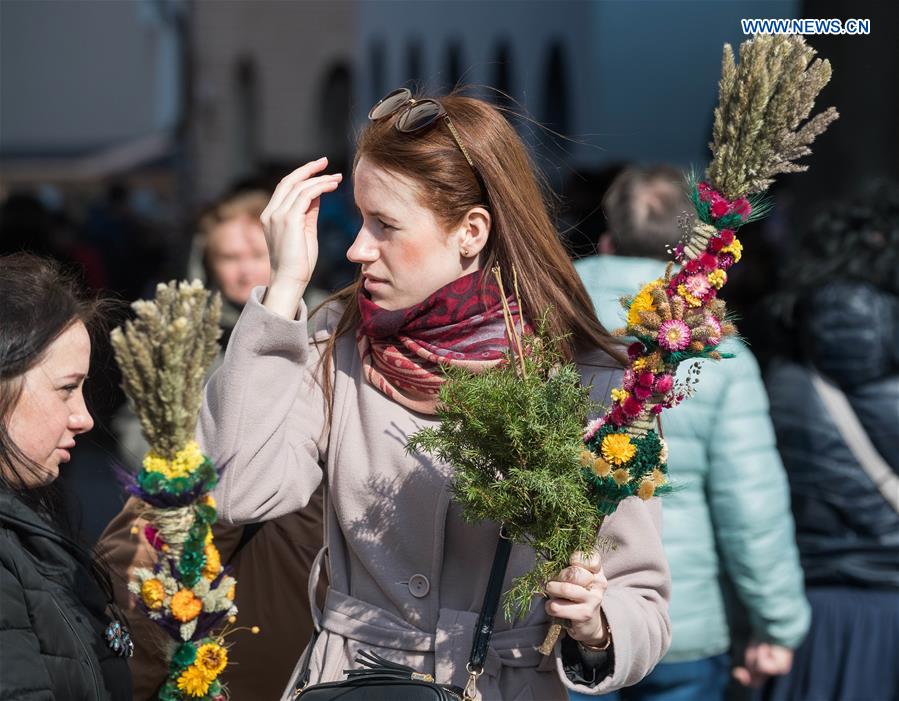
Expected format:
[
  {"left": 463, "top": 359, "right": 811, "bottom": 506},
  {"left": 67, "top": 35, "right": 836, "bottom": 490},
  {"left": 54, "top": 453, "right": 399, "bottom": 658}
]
[{"left": 569, "top": 653, "right": 731, "bottom": 701}]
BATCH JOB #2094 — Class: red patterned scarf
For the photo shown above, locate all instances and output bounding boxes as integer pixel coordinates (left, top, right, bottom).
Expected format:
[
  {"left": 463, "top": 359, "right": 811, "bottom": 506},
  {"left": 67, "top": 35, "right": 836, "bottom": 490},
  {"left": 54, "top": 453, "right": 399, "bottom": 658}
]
[{"left": 356, "top": 270, "right": 527, "bottom": 414}]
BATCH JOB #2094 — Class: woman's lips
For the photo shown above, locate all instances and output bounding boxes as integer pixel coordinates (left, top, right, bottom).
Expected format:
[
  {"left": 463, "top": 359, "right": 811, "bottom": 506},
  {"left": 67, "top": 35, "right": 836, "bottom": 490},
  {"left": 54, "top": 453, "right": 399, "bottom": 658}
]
[
  {"left": 55, "top": 448, "right": 71, "bottom": 463},
  {"left": 363, "top": 277, "right": 387, "bottom": 291}
]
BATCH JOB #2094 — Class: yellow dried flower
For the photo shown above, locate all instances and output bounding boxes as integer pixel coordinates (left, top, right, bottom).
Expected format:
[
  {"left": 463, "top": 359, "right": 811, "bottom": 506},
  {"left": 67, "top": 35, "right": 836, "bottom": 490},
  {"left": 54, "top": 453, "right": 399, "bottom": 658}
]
[
  {"left": 651, "top": 468, "right": 668, "bottom": 486},
  {"left": 171, "top": 589, "right": 203, "bottom": 623},
  {"left": 140, "top": 578, "right": 165, "bottom": 610},
  {"left": 707, "top": 269, "right": 727, "bottom": 289},
  {"left": 592, "top": 458, "right": 612, "bottom": 478},
  {"left": 676, "top": 285, "right": 703, "bottom": 308},
  {"left": 612, "top": 468, "right": 631, "bottom": 486},
  {"left": 632, "top": 357, "right": 648, "bottom": 371},
  {"left": 196, "top": 643, "right": 228, "bottom": 677},
  {"left": 579, "top": 450, "right": 595, "bottom": 468},
  {"left": 176, "top": 665, "right": 211, "bottom": 697},
  {"left": 610, "top": 388, "right": 629, "bottom": 403},
  {"left": 721, "top": 237, "right": 743, "bottom": 263},
  {"left": 203, "top": 543, "right": 221, "bottom": 580},
  {"left": 601, "top": 434, "right": 637, "bottom": 466},
  {"left": 227, "top": 585, "right": 236, "bottom": 601},
  {"left": 142, "top": 440, "right": 205, "bottom": 479},
  {"left": 627, "top": 281, "right": 662, "bottom": 327},
  {"left": 638, "top": 479, "right": 656, "bottom": 500}
]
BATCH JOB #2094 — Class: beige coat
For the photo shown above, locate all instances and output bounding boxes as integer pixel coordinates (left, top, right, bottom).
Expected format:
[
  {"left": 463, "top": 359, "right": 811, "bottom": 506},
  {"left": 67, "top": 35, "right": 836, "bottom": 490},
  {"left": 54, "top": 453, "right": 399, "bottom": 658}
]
[{"left": 201, "top": 288, "right": 671, "bottom": 700}]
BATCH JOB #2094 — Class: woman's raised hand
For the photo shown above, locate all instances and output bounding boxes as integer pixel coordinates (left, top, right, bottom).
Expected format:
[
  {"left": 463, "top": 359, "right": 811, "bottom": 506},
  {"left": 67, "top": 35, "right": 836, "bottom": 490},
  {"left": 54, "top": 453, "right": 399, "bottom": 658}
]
[{"left": 260, "top": 157, "right": 343, "bottom": 318}]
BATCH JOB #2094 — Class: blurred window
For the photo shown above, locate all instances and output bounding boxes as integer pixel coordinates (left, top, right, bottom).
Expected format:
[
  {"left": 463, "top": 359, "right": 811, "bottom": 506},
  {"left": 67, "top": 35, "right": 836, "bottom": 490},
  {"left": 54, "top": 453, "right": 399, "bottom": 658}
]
[
  {"left": 320, "top": 63, "right": 353, "bottom": 165},
  {"left": 369, "top": 39, "right": 386, "bottom": 106},
  {"left": 491, "top": 41, "right": 514, "bottom": 107},
  {"left": 445, "top": 41, "right": 462, "bottom": 91},
  {"left": 542, "top": 41, "right": 570, "bottom": 132},
  {"left": 233, "top": 56, "right": 259, "bottom": 176},
  {"left": 406, "top": 40, "right": 424, "bottom": 85}
]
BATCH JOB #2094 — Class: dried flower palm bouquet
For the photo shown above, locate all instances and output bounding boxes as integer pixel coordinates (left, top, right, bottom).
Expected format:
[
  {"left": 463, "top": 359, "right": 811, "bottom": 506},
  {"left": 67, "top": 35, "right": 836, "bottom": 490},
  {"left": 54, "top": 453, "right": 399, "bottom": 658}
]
[
  {"left": 112, "top": 281, "right": 241, "bottom": 700},
  {"left": 408, "top": 34, "right": 838, "bottom": 654}
]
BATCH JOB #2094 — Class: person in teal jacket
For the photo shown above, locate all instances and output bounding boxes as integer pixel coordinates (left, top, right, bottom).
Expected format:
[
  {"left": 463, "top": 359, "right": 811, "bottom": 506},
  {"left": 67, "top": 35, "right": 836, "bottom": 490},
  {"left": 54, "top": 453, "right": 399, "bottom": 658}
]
[{"left": 571, "top": 165, "right": 810, "bottom": 701}]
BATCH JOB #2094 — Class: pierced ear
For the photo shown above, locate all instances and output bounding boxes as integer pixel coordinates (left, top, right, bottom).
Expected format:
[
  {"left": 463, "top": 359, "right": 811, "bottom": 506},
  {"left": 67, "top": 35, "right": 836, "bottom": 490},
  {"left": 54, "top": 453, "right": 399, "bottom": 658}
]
[{"left": 459, "top": 206, "right": 491, "bottom": 258}]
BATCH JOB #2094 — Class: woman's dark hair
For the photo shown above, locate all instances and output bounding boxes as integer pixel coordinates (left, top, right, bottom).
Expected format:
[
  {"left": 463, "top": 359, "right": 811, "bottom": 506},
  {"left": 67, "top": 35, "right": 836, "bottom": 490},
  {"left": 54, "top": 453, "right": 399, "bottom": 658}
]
[
  {"left": 0, "top": 253, "right": 100, "bottom": 521},
  {"left": 786, "top": 178, "right": 899, "bottom": 297},
  {"left": 0, "top": 252, "right": 117, "bottom": 602}
]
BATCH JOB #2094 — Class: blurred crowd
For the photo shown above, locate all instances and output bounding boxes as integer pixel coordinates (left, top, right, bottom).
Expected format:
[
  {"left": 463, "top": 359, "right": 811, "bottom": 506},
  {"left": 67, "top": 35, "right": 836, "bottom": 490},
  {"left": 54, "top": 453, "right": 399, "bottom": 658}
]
[{"left": 1, "top": 162, "right": 897, "bottom": 701}]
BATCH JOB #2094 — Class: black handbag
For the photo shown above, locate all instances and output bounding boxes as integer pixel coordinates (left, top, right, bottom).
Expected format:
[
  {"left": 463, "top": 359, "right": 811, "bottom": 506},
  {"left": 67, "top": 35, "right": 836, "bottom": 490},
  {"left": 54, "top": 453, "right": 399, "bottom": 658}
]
[{"left": 290, "top": 532, "right": 513, "bottom": 700}]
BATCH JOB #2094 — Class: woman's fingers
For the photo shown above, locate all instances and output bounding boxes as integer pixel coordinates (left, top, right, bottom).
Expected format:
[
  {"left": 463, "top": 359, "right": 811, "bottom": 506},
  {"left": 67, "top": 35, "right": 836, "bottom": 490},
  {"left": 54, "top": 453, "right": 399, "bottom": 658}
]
[
  {"left": 271, "top": 173, "right": 343, "bottom": 222},
  {"left": 262, "top": 157, "right": 330, "bottom": 222},
  {"left": 544, "top": 597, "right": 594, "bottom": 623},
  {"left": 570, "top": 550, "right": 602, "bottom": 574},
  {"left": 265, "top": 176, "right": 342, "bottom": 287},
  {"left": 555, "top": 565, "right": 595, "bottom": 589},
  {"left": 544, "top": 580, "right": 592, "bottom": 603}
]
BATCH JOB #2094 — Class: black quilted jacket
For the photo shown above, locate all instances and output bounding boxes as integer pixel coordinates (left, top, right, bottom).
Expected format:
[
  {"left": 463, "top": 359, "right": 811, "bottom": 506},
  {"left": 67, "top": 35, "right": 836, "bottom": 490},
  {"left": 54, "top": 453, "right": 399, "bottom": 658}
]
[
  {"left": 765, "top": 280, "right": 899, "bottom": 590},
  {"left": 0, "top": 489, "right": 131, "bottom": 700}
]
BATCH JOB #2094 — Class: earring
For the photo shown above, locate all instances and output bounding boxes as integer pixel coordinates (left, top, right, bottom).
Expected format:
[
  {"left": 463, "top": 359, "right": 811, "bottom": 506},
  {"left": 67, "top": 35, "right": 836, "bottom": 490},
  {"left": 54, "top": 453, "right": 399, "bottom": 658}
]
[{"left": 461, "top": 248, "right": 470, "bottom": 257}]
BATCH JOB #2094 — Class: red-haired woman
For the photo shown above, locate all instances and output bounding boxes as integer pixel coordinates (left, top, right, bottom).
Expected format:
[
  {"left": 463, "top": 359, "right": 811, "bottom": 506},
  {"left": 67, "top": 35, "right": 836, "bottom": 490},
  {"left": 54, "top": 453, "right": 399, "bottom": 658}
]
[{"left": 200, "top": 90, "right": 671, "bottom": 699}]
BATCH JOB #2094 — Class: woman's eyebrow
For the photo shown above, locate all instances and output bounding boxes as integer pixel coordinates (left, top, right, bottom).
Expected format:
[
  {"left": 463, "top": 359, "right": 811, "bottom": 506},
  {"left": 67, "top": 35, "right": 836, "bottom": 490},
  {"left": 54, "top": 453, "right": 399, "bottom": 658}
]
[
  {"left": 57, "top": 372, "right": 86, "bottom": 383},
  {"left": 355, "top": 204, "right": 398, "bottom": 223}
]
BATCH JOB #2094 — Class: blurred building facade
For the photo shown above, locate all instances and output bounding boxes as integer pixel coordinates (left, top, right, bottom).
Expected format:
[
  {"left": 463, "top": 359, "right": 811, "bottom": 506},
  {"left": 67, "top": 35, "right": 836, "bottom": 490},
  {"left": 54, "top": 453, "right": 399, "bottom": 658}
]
[
  {"left": 189, "top": 0, "right": 355, "bottom": 199},
  {"left": 0, "top": 0, "right": 185, "bottom": 186}
]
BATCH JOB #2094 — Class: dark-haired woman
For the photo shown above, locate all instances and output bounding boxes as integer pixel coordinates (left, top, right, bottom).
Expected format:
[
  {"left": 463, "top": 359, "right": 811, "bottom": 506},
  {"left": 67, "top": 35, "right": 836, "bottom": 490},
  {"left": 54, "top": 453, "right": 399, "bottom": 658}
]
[
  {"left": 0, "top": 253, "right": 132, "bottom": 700},
  {"left": 762, "top": 181, "right": 899, "bottom": 701}
]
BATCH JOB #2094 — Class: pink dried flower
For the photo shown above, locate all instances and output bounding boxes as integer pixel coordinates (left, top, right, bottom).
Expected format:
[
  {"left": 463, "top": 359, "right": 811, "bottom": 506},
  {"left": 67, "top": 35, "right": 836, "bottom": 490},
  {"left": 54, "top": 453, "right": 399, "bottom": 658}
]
[
  {"left": 710, "top": 196, "right": 729, "bottom": 218},
  {"left": 704, "top": 314, "right": 723, "bottom": 345},
  {"left": 627, "top": 342, "right": 645, "bottom": 360},
  {"left": 623, "top": 396, "right": 644, "bottom": 417},
  {"left": 718, "top": 229, "right": 735, "bottom": 245},
  {"left": 654, "top": 374, "right": 674, "bottom": 394},
  {"left": 583, "top": 417, "right": 606, "bottom": 442},
  {"left": 699, "top": 253, "right": 718, "bottom": 271},
  {"left": 718, "top": 253, "right": 735, "bottom": 270},
  {"left": 658, "top": 319, "right": 692, "bottom": 352},
  {"left": 732, "top": 197, "right": 751, "bottom": 219},
  {"left": 697, "top": 182, "right": 713, "bottom": 202},
  {"left": 638, "top": 372, "right": 655, "bottom": 387},
  {"left": 684, "top": 274, "right": 712, "bottom": 298},
  {"left": 650, "top": 404, "right": 664, "bottom": 415},
  {"left": 634, "top": 385, "right": 653, "bottom": 401},
  {"left": 144, "top": 524, "right": 165, "bottom": 550}
]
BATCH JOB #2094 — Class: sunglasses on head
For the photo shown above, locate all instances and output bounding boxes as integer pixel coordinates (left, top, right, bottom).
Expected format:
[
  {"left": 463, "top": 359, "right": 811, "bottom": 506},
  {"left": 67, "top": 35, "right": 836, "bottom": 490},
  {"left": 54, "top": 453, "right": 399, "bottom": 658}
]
[{"left": 368, "top": 88, "right": 487, "bottom": 200}]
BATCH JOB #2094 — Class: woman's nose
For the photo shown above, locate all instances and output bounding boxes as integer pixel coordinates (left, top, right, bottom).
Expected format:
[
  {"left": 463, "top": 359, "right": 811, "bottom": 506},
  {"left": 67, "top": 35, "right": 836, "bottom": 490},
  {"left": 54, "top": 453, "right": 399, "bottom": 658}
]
[
  {"left": 346, "top": 228, "right": 378, "bottom": 264},
  {"left": 69, "top": 403, "right": 94, "bottom": 435}
]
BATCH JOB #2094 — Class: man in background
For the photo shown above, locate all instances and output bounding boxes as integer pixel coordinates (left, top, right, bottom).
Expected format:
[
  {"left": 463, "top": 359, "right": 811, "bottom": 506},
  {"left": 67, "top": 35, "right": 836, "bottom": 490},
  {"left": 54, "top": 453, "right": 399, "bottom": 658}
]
[{"left": 571, "top": 165, "right": 809, "bottom": 701}]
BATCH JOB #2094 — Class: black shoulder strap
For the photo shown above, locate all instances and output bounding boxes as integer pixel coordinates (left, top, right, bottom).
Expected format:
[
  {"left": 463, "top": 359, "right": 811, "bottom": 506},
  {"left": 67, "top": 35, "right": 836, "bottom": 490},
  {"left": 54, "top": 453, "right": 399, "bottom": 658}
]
[{"left": 467, "top": 529, "right": 513, "bottom": 672}]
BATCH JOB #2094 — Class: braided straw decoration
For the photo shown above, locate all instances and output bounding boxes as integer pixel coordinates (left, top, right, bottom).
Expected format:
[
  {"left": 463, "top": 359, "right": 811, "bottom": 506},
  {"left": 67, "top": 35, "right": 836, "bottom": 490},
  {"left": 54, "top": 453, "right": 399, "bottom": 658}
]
[
  {"left": 145, "top": 505, "right": 195, "bottom": 556},
  {"left": 682, "top": 222, "right": 719, "bottom": 261}
]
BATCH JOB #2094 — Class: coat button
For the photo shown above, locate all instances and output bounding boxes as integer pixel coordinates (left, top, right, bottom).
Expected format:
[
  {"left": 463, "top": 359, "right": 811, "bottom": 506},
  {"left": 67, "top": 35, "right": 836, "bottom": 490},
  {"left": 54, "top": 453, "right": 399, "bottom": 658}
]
[{"left": 408, "top": 574, "right": 430, "bottom": 598}]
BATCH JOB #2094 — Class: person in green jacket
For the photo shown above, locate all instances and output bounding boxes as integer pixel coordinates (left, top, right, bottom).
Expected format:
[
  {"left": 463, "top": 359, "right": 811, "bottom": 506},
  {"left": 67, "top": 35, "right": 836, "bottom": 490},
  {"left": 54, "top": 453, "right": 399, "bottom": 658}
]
[{"left": 571, "top": 165, "right": 810, "bottom": 701}]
